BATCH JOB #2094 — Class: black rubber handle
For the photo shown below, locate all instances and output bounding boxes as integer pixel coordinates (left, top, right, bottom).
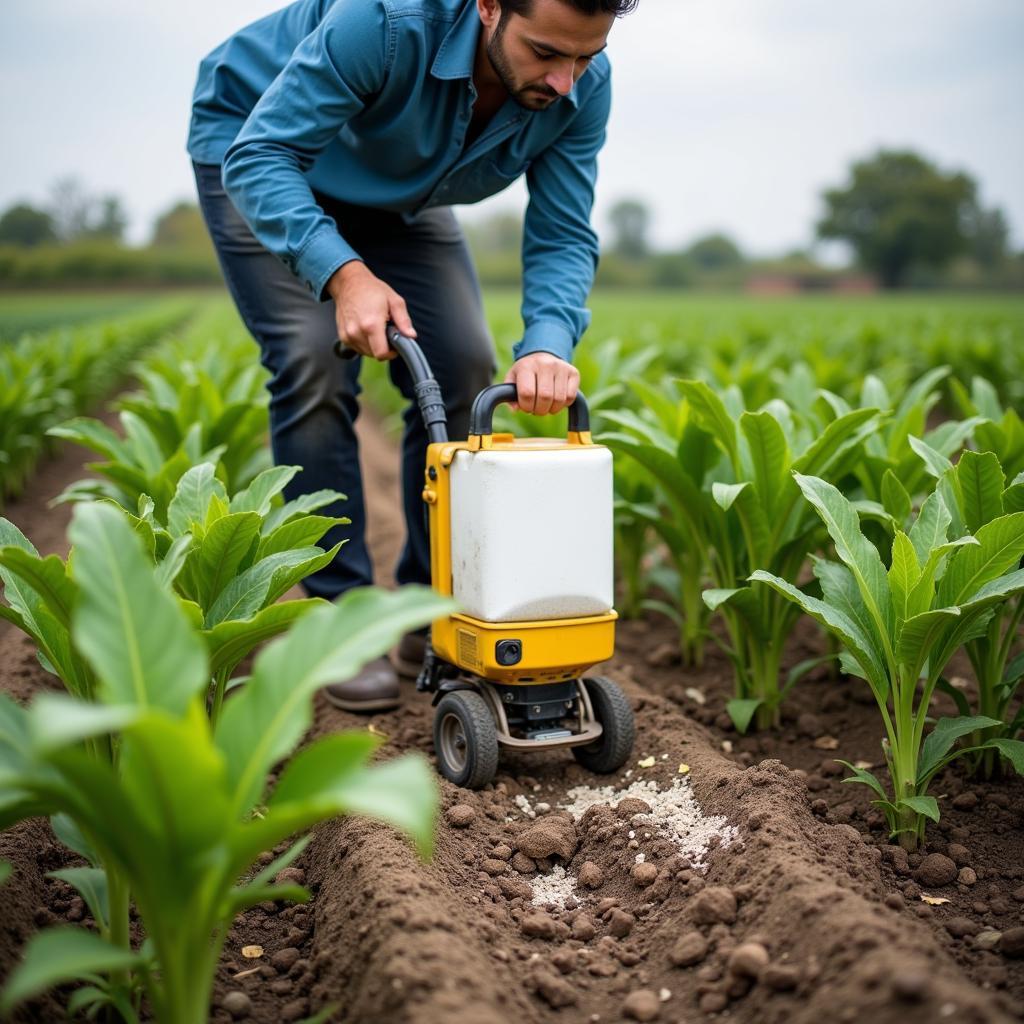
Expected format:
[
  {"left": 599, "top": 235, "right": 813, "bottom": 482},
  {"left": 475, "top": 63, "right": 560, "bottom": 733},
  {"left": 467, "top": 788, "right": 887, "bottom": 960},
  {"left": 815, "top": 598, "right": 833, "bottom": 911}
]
[
  {"left": 333, "top": 326, "right": 448, "bottom": 444},
  {"left": 469, "top": 384, "right": 590, "bottom": 437}
]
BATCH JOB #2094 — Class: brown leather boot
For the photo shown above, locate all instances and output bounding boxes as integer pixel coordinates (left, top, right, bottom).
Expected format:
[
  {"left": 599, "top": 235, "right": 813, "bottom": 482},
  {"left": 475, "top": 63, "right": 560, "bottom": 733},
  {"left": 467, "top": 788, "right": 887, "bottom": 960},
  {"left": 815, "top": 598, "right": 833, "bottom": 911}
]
[
  {"left": 322, "top": 656, "right": 401, "bottom": 713},
  {"left": 391, "top": 630, "right": 428, "bottom": 680}
]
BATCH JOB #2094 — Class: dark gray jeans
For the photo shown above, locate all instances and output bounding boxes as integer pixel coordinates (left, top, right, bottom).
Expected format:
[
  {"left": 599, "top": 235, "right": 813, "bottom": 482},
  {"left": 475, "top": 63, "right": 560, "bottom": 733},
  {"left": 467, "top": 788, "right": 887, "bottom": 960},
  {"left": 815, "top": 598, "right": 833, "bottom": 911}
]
[{"left": 192, "top": 161, "right": 496, "bottom": 598}]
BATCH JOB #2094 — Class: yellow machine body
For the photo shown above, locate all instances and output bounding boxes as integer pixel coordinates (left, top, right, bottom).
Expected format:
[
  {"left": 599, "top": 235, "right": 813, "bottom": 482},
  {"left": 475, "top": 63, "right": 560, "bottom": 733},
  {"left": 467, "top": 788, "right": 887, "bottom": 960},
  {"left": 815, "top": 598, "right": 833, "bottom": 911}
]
[{"left": 421, "top": 431, "right": 617, "bottom": 684}]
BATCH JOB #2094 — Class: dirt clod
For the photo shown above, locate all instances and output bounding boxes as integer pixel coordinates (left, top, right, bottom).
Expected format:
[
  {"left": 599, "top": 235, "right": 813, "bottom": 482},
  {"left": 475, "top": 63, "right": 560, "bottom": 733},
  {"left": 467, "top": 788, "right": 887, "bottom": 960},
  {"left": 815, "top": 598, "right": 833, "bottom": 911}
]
[
  {"left": 534, "top": 970, "right": 578, "bottom": 1008},
  {"left": 632, "top": 862, "right": 658, "bottom": 887},
  {"left": 446, "top": 804, "right": 476, "bottom": 828},
  {"left": 578, "top": 861, "right": 604, "bottom": 889},
  {"left": 270, "top": 948, "right": 301, "bottom": 973},
  {"left": 699, "top": 990, "right": 728, "bottom": 1014},
  {"left": 222, "top": 992, "right": 252, "bottom": 1019},
  {"left": 915, "top": 853, "right": 958, "bottom": 887},
  {"left": 616, "top": 798, "right": 652, "bottom": 818},
  {"left": 762, "top": 963, "right": 800, "bottom": 991},
  {"left": 608, "top": 909, "right": 636, "bottom": 938},
  {"left": 516, "top": 816, "right": 579, "bottom": 861},
  {"left": 512, "top": 852, "right": 537, "bottom": 873},
  {"left": 727, "top": 942, "right": 769, "bottom": 979},
  {"left": 691, "top": 886, "right": 737, "bottom": 925},
  {"left": 521, "top": 912, "right": 559, "bottom": 940},
  {"left": 1000, "top": 928, "right": 1024, "bottom": 958},
  {"left": 622, "top": 988, "right": 661, "bottom": 1021},
  {"left": 669, "top": 931, "right": 709, "bottom": 967}
]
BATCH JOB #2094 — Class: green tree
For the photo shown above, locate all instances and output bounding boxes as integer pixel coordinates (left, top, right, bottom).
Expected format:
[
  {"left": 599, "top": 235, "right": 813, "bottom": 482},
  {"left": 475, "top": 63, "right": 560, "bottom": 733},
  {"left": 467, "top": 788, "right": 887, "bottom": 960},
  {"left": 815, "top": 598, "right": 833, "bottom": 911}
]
[
  {"left": 0, "top": 203, "right": 57, "bottom": 247},
  {"left": 964, "top": 205, "right": 1009, "bottom": 271},
  {"left": 685, "top": 233, "right": 744, "bottom": 272},
  {"left": 85, "top": 196, "right": 129, "bottom": 242},
  {"left": 151, "top": 201, "right": 214, "bottom": 252},
  {"left": 607, "top": 198, "right": 651, "bottom": 261},
  {"left": 817, "top": 150, "right": 978, "bottom": 288}
]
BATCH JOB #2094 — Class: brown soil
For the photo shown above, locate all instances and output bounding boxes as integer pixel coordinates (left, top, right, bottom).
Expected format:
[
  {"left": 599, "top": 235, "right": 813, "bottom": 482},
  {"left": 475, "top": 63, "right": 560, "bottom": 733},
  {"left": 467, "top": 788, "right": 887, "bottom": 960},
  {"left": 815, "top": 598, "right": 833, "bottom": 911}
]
[{"left": 1, "top": 413, "right": 1021, "bottom": 1024}]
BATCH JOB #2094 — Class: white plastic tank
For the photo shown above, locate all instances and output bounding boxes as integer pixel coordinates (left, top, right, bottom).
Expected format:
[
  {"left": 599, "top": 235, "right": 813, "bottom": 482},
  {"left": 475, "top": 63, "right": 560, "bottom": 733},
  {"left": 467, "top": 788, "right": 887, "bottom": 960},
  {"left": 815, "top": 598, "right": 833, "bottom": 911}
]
[{"left": 448, "top": 441, "right": 614, "bottom": 622}]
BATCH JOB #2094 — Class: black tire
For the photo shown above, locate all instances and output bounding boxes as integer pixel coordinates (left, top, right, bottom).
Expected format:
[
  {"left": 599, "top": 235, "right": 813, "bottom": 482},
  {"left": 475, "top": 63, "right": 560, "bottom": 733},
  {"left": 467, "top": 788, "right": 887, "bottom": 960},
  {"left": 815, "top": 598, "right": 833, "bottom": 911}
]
[
  {"left": 433, "top": 690, "right": 500, "bottom": 789},
  {"left": 572, "top": 676, "right": 635, "bottom": 774}
]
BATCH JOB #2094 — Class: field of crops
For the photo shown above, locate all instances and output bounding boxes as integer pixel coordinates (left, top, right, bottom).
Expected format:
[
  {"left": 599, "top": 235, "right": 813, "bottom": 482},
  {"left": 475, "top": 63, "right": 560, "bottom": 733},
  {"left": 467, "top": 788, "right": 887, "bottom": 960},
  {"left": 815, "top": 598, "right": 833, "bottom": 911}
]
[{"left": 1, "top": 288, "right": 1023, "bottom": 1023}]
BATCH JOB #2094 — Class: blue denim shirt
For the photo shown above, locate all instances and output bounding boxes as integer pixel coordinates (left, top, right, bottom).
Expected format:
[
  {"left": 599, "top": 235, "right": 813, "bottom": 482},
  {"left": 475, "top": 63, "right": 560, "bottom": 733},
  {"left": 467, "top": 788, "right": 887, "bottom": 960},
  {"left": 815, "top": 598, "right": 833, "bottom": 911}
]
[{"left": 187, "top": 0, "right": 611, "bottom": 364}]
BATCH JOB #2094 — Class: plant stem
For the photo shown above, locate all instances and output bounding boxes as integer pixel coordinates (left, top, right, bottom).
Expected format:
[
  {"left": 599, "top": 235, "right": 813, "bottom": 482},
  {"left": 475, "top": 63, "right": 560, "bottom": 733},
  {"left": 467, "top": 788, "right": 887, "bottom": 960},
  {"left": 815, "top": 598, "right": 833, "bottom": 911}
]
[{"left": 209, "top": 667, "right": 231, "bottom": 731}]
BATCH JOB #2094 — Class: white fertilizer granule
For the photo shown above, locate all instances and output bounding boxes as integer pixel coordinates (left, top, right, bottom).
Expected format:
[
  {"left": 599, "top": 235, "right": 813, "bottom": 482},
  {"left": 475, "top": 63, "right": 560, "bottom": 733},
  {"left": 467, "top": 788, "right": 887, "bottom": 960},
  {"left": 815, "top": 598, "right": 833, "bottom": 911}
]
[
  {"left": 524, "top": 776, "right": 738, "bottom": 907},
  {"left": 560, "top": 777, "right": 738, "bottom": 873},
  {"left": 529, "top": 865, "right": 578, "bottom": 908}
]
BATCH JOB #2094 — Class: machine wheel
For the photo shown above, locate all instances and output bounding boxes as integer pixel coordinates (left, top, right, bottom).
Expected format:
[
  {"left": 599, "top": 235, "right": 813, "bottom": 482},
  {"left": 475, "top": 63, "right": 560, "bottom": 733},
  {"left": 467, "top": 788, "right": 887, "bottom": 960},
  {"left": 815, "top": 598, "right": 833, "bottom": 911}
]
[
  {"left": 434, "top": 690, "right": 500, "bottom": 789},
  {"left": 572, "top": 676, "right": 635, "bottom": 774}
]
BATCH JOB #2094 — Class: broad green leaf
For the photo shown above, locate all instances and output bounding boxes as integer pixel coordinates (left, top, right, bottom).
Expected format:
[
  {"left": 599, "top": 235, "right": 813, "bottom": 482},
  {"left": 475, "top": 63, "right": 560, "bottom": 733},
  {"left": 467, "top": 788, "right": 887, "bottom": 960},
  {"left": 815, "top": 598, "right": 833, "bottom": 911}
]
[
  {"left": 740, "top": 411, "right": 789, "bottom": 521},
  {"left": 48, "top": 867, "right": 109, "bottom": 930},
  {"left": 166, "top": 462, "right": 226, "bottom": 538},
  {"left": 204, "top": 547, "right": 330, "bottom": 627},
  {"left": 50, "top": 814, "right": 99, "bottom": 865},
  {"left": 1004, "top": 482, "right": 1024, "bottom": 514},
  {"left": 813, "top": 559, "right": 887, "bottom": 679},
  {"left": 712, "top": 481, "right": 748, "bottom": 511},
  {"left": 229, "top": 465, "right": 301, "bottom": 516},
  {"left": 793, "top": 474, "right": 894, "bottom": 640},
  {"left": 203, "top": 599, "right": 323, "bottom": 677},
  {"left": 907, "top": 493, "right": 959, "bottom": 567},
  {"left": 987, "top": 738, "right": 1024, "bottom": 774},
  {"left": 939, "top": 513, "right": 1024, "bottom": 606},
  {"left": 255, "top": 515, "right": 345, "bottom": 562},
  {"left": 263, "top": 489, "right": 345, "bottom": 533},
  {"left": 68, "top": 502, "right": 208, "bottom": 714},
  {"left": 749, "top": 570, "right": 888, "bottom": 696},
  {"left": 118, "top": 705, "right": 231, "bottom": 876},
  {"left": 888, "top": 532, "right": 922, "bottom": 626},
  {"left": 47, "top": 418, "right": 130, "bottom": 463},
  {"left": 955, "top": 450, "right": 1005, "bottom": 532},
  {"left": 218, "top": 586, "right": 454, "bottom": 815},
  {"left": 604, "top": 434, "right": 705, "bottom": 527},
  {"left": 155, "top": 533, "right": 193, "bottom": 590},
  {"left": 192, "top": 511, "right": 262, "bottom": 608},
  {"left": 28, "top": 694, "right": 140, "bottom": 752},
  {"left": 897, "top": 795, "right": 940, "bottom": 823},
  {"left": 919, "top": 715, "right": 1003, "bottom": 779},
  {"left": 703, "top": 585, "right": 770, "bottom": 642},
  {"left": 0, "top": 928, "right": 141, "bottom": 1014},
  {"left": 896, "top": 608, "right": 960, "bottom": 678},
  {"left": 0, "top": 548, "right": 75, "bottom": 630},
  {"left": 837, "top": 760, "right": 888, "bottom": 801},
  {"left": 909, "top": 435, "right": 954, "bottom": 479},
  {"left": 270, "top": 740, "right": 437, "bottom": 859},
  {"left": 905, "top": 536, "right": 978, "bottom": 620},
  {"left": 725, "top": 698, "right": 762, "bottom": 734},
  {"left": 791, "top": 408, "right": 878, "bottom": 477},
  {"left": 880, "top": 470, "right": 912, "bottom": 525},
  {"left": 679, "top": 380, "right": 739, "bottom": 469}
]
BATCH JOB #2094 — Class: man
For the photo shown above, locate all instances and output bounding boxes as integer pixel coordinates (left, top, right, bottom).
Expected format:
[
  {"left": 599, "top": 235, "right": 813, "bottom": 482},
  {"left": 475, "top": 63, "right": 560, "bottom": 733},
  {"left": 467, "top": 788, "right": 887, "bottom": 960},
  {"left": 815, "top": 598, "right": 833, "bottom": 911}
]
[{"left": 187, "top": 0, "right": 637, "bottom": 712}]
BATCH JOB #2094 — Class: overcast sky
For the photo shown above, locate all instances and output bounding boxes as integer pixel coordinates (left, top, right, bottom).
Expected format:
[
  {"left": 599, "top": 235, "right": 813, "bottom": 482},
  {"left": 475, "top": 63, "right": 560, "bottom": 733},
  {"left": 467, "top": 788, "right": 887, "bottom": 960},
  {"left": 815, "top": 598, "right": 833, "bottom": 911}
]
[{"left": 2, "top": 0, "right": 1022, "bottom": 254}]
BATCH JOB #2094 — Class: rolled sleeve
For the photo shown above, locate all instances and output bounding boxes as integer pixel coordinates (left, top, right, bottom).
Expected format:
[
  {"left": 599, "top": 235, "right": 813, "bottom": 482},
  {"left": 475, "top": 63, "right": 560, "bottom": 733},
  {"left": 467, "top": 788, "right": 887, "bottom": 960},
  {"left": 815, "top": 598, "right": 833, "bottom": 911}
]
[
  {"left": 517, "top": 66, "right": 611, "bottom": 363},
  {"left": 221, "top": 0, "right": 390, "bottom": 298}
]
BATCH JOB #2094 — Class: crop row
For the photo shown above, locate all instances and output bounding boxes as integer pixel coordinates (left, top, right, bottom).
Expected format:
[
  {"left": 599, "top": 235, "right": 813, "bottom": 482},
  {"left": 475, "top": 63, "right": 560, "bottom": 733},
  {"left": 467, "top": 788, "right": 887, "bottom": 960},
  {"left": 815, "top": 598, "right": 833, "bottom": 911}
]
[
  {"left": 0, "top": 301, "right": 197, "bottom": 507},
  {"left": 0, "top": 308, "right": 449, "bottom": 1021}
]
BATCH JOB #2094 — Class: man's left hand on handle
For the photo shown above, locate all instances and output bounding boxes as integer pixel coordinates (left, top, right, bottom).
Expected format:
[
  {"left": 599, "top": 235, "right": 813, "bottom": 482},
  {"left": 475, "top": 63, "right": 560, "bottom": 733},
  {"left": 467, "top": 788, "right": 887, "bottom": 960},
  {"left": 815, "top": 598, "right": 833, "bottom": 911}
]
[{"left": 503, "top": 352, "right": 580, "bottom": 416}]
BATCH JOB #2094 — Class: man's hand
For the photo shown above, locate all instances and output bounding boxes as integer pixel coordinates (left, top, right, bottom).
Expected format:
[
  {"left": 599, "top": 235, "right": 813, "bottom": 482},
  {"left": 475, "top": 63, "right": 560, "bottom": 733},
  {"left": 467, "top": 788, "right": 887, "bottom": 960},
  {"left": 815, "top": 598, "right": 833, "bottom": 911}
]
[
  {"left": 327, "top": 260, "right": 415, "bottom": 360},
  {"left": 503, "top": 352, "right": 580, "bottom": 416}
]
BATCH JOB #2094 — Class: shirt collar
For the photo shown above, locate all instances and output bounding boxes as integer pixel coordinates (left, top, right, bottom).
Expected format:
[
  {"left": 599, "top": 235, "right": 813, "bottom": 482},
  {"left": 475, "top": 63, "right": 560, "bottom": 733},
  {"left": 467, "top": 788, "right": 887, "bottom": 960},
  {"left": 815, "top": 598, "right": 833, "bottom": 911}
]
[{"left": 431, "top": 0, "right": 581, "bottom": 108}]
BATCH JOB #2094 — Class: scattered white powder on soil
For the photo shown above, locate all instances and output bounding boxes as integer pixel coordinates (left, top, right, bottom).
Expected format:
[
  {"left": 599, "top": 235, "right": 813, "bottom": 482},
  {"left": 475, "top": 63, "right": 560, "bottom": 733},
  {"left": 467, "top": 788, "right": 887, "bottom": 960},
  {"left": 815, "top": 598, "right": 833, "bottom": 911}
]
[
  {"left": 529, "top": 865, "right": 577, "bottom": 909},
  {"left": 561, "top": 777, "right": 738, "bottom": 873},
  {"left": 524, "top": 775, "right": 738, "bottom": 908}
]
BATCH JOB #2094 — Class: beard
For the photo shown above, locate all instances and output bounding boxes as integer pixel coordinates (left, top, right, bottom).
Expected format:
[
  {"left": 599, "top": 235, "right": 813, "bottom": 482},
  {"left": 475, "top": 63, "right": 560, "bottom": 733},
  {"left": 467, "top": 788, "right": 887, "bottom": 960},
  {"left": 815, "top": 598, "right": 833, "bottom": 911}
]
[{"left": 486, "top": 17, "right": 560, "bottom": 110}]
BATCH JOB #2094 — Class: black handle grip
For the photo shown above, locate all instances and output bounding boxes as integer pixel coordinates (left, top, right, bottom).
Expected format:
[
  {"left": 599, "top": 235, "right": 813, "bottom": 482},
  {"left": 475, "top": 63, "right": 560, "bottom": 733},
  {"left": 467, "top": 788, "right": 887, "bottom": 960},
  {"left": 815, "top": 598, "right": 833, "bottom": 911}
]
[
  {"left": 469, "top": 384, "right": 590, "bottom": 437},
  {"left": 333, "top": 326, "right": 448, "bottom": 444}
]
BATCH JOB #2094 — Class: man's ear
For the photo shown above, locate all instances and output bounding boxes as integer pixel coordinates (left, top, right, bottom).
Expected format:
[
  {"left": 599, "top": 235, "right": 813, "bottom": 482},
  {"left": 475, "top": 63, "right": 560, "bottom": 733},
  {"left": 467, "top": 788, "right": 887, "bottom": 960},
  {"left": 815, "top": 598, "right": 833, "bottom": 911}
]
[{"left": 477, "top": 0, "right": 502, "bottom": 30}]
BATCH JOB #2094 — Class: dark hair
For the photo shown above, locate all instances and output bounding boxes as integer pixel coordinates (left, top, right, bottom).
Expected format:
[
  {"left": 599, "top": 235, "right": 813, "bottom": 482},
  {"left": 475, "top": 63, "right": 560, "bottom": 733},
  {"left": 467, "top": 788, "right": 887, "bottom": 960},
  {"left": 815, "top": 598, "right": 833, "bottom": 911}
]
[{"left": 499, "top": 0, "right": 640, "bottom": 18}]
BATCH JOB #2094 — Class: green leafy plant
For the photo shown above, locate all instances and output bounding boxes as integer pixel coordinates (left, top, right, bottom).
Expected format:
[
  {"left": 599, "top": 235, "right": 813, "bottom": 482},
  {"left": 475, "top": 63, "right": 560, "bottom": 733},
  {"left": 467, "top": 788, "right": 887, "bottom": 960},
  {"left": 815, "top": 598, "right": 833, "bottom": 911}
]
[
  {"left": 607, "top": 381, "right": 880, "bottom": 727},
  {"left": 0, "top": 501, "right": 453, "bottom": 1023},
  {"left": 0, "top": 303, "right": 192, "bottom": 505},
  {"left": 909, "top": 443, "right": 1024, "bottom": 778},
  {"left": 752, "top": 474, "right": 1024, "bottom": 849}
]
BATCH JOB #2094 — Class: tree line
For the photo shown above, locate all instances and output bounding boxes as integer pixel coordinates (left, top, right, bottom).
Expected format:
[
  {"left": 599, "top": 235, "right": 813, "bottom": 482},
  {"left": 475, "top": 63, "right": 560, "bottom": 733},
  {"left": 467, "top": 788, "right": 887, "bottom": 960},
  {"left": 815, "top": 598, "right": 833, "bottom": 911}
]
[{"left": 1, "top": 150, "right": 1020, "bottom": 291}]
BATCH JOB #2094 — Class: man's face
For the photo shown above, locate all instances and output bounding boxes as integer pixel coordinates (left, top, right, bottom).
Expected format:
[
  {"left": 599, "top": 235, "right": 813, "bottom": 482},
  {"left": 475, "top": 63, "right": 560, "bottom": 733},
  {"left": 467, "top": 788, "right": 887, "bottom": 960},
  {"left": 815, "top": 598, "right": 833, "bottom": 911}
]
[{"left": 485, "top": 0, "right": 615, "bottom": 111}]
